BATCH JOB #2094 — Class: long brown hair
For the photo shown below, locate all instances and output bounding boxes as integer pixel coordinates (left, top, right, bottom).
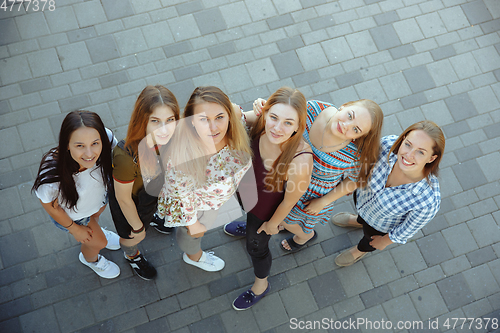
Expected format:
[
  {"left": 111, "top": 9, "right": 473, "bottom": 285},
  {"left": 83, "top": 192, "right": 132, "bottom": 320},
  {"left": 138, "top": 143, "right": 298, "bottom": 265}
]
[
  {"left": 389, "top": 120, "right": 445, "bottom": 180},
  {"left": 167, "top": 86, "right": 251, "bottom": 184},
  {"left": 342, "top": 99, "right": 384, "bottom": 187},
  {"left": 250, "top": 87, "right": 307, "bottom": 192},
  {"left": 125, "top": 85, "right": 180, "bottom": 158},
  {"left": 32, "top": 111, "right": 113, "bottom": 210}
]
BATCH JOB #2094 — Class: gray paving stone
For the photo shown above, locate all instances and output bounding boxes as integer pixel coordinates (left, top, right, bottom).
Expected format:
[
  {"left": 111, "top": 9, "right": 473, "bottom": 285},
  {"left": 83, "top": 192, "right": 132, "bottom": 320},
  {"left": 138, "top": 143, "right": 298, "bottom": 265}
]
[
  {"left": 0, "top": 296, "right": 32, "bottom": 323},
  {"left": 430, "top": 45, "right": 457, "bottom": 62},
  {"left": 370, "top": 24, "right": 402, "bottom": 51},
  {"left": 73, "top": 1, "right": 108, "bottom": 27},
  {"left": 270, "top": 51, "right": 305, "bottom": 80},
  {"left": 462, "top": 0, "right": 493, "bottom": 25},
  {"left": 97, "top": 71, "right": 128, "bottom": 90},
  {"left": 442, "top": 223, "right": 479, "bottom": 257},
  {"left": 134, "top": 317, "right": 170, "bottom": 333},
  {"left": 320, "top": 233, "right": 352, "bottom": 257},
  {"left": 335, "top": 261, "right": 373, "bottom": 298},
  {"left": 469, "top": 198, "right": 498, "bottom": 218},
  {"left": 402, "top": 65, "right": 436, "bottom": 93},
  {"left": 469, "top": 86, "right": 500, "bottom": 115},
  {"left": 15, "top": 12, "right": 50, "bottom": 40},
  {"left": 18, "top": 118, "right": 56, "bottom": 152},
  {"left": 100, "top": 0, "right": 134, "bottom": 20},
  {"left": 451, "top": 159, "right": 488, "bottom": 191},
  {"left": 420, "top": 216, "right": 449, "bottom": 237},
  {"left": 416, "top": 11, "right": 447, "bottom": 38},
  {"left": 188, "top": 315, "right": 224, "bottom": 333},
  {"left": 266, "top": 14, "right": 294, "bottom": 30},
  {"left": 220, "top": 307, "right": 260, "bottom": 333},
  {"left": 308, "top": 270, "right": 347, "bottom": 308},
  {"left": 248, "top": 294, "right": 287, "bottom": 331},
  {"left": 279, "top": 281, "right": 319, "bottom": 318},
  {"left": 86, "top": 283, "right": 127, "bottom": 322},
  {"left": 359, "top": 285, "right": 392, "bottom": 309},
  {"left": 219, "top": 2, "right": 252, "bottom": 29},
  {"left": 245, "top": 58, "right": 279, "bottom": 86},
  {"left": 463, "top": 264, "right": 500, "bottom": 300},
  {"left": 468, "top": 214, "right": 500, "bottom": 248},
  {"left": 9, "top": 92, "right": 42, "bottom": 111},
  {"left": 193, "top": 7, "right": 227, "bottom": 35},
  {"left": 19, "top": 77, "right": 52, "bottom": 95},
  {"left": 310, "top": 15, "right": 337, "bottom": 31},
  {"left": 467, "top": 246, "right": 497, "bottom": 268},
  {"left": 0, "top": 55, "right": 33, "bottom": 85},
  {"left": 389, "top": 44, "right": 416, "bottom": 60},
  {"left": 363, "top": 251, "right": 401, "bottom": 287},
  {"left": 393, "top": 18, "right": 425, "bottom": 45},
  {"left": 453, "top": 144, "right": 483, "bottom": 163},
  {"left": 52, "top": 294, "right": 95, "bottom": 332},
  {"left": 175, "top": 0, "right": 204, "bottom": 15},
  {"left": 163, "top": 42, "right": 192, "bottom": 59},
  {"left": 85, "top": 36, "right": 120, "bottom": 64},
  {"left": 427, "top": 59, "right": 458, "bottom": 86},
  {"left": 114, "top": 27, "right": 148, "bottom": 57},
  {"left": 345, "top": 30, "right": 378, "bottom": 57},
  {"left": 390, "top": 242, "right": 427, "bottom": 277},
  {"left": 382, "top": 294, "right": 421, "bottom": 328},
  {"left": 442, "top": 120, "right": 471, "bottom": 138},
  {"left": 354, "top": 305, "right": 389, "bottom": 333},
  {"left": 410, "top": 284, "right": 449, "bottom": 320},
  {"left": 321, "top": 37, "right": 355, "bottom": 64},
  {"left": 414, "top": 265, "right": 446, "bottom": 288},
  {"left": 18, "top": 305, "right": 60, "bottom": 333},
  {"left": 475, "top": 182, "right": 500, "bottom": 201},
  {"left": 0, "top": 18, "right": 21, "bottom": 46},
  {"left": 58, "top": 95, "right": 91, "bottom": 113},
  {"left": 66, "top": 27, "right": 97, "bottom": 44},
  {"left": 335, "top": 71, "right": 364, "bottom": 89},
  {"left": 473, "top": 45, "right": 500, "bottom": 73},
  {"left": 0, "top": 168, "right": 31, "bottom": 190},
  {"left": 436, "top": 273, "right": 475, "bottom": 312},
  {"left": 441, "top": 256, "right": 472, "bottom": 279},
  {"left": 400, "top": 92, "right": 427, "bottom": 109},
  {"left": 26, "top": 48, "right": 63, "bottom": 78},
  {"left": 417, "top": 233, "right": 454, "bottom": 266}
]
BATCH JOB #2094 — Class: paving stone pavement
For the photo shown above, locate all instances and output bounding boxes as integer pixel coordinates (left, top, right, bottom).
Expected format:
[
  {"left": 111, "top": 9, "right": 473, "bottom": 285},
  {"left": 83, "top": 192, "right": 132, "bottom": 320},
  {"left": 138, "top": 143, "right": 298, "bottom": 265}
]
[{"left": 0, "top": 0, "right": 499, "bottom": 332}]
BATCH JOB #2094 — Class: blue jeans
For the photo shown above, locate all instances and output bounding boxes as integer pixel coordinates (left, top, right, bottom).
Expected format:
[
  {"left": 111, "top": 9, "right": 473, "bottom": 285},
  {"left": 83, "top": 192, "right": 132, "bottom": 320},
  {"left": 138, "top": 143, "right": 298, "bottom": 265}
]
[{"left": 50, "top": 215, "right": 91, "bottom": 232}]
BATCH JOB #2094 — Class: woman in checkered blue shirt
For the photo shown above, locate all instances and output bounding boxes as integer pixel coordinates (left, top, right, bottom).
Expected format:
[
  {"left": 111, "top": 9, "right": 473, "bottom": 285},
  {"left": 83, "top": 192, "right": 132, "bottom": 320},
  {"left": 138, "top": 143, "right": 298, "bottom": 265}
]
[{"left": 333, "top": 120, "right": 445, "bottom": 267}]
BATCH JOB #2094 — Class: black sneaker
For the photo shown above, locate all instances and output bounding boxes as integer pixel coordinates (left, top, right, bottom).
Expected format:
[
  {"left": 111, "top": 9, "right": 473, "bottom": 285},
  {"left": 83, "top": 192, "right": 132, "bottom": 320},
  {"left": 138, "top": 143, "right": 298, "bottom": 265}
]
[
  {"left": 150, "top": 214, "right": 174, "bottom": 234},
  {"left": 124, "top": 253, "right": 157, "bottom": 280}
]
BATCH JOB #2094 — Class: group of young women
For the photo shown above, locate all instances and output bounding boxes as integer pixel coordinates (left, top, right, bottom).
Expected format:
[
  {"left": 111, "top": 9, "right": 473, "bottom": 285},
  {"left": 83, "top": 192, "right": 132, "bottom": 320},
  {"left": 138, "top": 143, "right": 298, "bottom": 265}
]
[{"left": 33, "top": 83, "right": 445, "bottom": 311}]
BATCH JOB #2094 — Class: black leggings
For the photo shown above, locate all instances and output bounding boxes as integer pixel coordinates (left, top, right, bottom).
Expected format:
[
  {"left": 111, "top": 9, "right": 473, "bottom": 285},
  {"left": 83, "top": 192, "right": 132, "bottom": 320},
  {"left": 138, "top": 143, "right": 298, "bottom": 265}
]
[
  {"left": 246, "top": 213, "right": 272, "bottom": 279},
  {"left": 353, "top": 191, "right": 387, "bottom": 252}
]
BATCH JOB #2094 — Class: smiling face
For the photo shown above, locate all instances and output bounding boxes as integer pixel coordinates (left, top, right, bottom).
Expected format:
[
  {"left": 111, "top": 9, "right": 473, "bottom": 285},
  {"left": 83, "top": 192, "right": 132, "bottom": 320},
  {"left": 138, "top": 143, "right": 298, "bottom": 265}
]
[
  {"left": 192, "top": 102, "right": 229, "bottom": 151},
  {"left": 145, "top": 105, "right": 176, "bottom": 146},
  {"left": 264, "top": 103, "right": 299, "bottom": 145},
  {"left": 330, "top": 103, "right": 372, "bottom": 141},
  {"left": 397, "top": 129, "right": 437, "bottom": 177},
  {"left": 68, "top": 126, "right": 102, "bottom": 171}
]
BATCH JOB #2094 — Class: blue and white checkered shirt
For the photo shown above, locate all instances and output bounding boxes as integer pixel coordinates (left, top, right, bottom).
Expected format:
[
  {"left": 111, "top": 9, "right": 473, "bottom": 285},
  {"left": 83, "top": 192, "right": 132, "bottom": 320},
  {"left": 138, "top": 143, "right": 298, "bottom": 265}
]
[{"left": 355, "top": 135, "right": 441, "bottom": 244}]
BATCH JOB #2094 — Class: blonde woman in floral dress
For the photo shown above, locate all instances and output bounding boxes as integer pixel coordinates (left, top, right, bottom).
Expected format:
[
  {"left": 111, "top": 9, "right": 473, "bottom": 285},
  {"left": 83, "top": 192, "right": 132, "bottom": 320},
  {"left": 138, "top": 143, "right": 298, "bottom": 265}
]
[{"left": 156, "top": 86, "right": 252, "bottom": 272}]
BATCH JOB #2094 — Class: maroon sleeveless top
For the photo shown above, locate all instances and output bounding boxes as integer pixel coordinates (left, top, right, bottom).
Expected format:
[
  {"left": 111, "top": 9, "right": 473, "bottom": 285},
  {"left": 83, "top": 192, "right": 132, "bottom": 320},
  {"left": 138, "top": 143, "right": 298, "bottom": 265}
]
[{"left": 247, "top": 137, "right": 312, "bottom": 221}]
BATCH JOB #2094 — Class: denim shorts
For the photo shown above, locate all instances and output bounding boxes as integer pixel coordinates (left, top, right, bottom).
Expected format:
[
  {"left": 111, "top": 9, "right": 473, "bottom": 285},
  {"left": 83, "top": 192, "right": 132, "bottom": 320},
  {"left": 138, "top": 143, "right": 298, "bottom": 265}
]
[{"left": 50, "top": 215, "right": 91, "bottom": 232}]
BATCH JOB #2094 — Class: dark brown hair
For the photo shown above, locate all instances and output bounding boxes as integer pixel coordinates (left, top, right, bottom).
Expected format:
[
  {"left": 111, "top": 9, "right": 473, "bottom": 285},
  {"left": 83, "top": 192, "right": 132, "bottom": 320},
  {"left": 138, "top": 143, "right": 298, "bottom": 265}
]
[{"left": 32, "top": 111, "right": 113, "bottom": 210}]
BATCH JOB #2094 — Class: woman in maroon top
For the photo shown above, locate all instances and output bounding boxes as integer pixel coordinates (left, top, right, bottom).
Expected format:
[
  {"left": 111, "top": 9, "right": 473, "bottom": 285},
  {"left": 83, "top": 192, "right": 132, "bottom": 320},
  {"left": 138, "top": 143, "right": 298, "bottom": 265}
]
[{"left": 232, "top": 87, "right": 313, "bottom": 310}]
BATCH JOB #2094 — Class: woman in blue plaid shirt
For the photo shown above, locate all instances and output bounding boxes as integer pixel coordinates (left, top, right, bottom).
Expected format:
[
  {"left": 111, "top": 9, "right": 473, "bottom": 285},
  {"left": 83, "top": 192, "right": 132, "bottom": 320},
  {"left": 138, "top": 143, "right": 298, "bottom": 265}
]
[{"left": 333, "top": 120, "right": 445, "bottom": 266}]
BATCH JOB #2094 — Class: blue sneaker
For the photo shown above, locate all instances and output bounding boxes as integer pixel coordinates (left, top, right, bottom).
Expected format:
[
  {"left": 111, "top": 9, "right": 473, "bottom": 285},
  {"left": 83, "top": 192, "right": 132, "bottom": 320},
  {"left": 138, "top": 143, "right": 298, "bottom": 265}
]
[
  {"left": 223, "top": 221, "right": 246, "bottom": 237},
  {"left": 232, "top": 283, "right": 270, "bottom": 310}
]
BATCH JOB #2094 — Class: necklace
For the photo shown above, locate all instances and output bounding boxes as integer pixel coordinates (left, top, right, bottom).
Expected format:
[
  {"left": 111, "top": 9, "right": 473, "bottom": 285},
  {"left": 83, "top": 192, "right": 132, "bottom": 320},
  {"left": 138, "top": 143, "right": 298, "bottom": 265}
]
[{"left": 318, "top": 114, "right": 349, "bottom": 150}]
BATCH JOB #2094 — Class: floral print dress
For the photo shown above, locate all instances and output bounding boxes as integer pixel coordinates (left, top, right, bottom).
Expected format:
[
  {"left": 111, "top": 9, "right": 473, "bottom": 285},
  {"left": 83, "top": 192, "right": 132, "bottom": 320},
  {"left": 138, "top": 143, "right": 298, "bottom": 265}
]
[{"left": 157, "top": 146, "right": 251, "bottom": 227}]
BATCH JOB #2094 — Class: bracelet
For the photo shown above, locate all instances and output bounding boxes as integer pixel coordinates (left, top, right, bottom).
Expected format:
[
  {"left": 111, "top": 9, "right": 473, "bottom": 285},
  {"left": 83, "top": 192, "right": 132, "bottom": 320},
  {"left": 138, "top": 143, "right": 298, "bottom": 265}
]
[
  {"left": 131, "top": 225, "right": 145, "bottom": 234},
  {"left": 64, "top": 220, "right": 74, "bottom": 229}
]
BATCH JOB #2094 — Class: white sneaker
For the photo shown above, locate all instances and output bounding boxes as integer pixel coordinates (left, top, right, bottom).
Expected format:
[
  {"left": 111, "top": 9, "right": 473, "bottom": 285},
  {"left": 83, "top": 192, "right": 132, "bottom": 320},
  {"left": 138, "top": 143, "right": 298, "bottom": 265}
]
[
  {"left": 101, "top": 227, "right": 120, "bottom": 250},
  {"left": 182, "top": 251, "right": 225, "bottom": 272},
  {"left": 79, "top": 252, "right": 120, "bottom": 279}
]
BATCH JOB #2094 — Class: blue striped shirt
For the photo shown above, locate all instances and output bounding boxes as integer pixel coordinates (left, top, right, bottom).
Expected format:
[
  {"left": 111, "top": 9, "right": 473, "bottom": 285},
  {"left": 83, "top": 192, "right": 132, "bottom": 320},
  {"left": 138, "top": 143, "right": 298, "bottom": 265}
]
[{"left": 355, "top": 135, "right": 441, "bottom": 244}]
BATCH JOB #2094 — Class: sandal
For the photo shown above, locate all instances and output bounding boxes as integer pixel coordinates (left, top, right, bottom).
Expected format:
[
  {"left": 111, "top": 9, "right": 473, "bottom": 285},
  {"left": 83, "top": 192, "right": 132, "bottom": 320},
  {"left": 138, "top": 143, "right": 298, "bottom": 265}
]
[{"left": 280, "top": 231, "right": 317, "bottom": 253}]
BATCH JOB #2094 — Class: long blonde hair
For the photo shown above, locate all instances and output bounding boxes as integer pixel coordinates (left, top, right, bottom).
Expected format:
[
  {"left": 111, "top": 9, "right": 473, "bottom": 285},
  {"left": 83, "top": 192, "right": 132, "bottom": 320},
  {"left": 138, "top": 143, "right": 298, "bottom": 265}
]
[
  {"left": 167, "top": 86, "right": 251, "bottom": 184},
  {"left": 250, "top": 87, "right": 307, "bottom": 192},
  {"left": 342, "top": 99, "right": 384, "bottom": 187}
]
